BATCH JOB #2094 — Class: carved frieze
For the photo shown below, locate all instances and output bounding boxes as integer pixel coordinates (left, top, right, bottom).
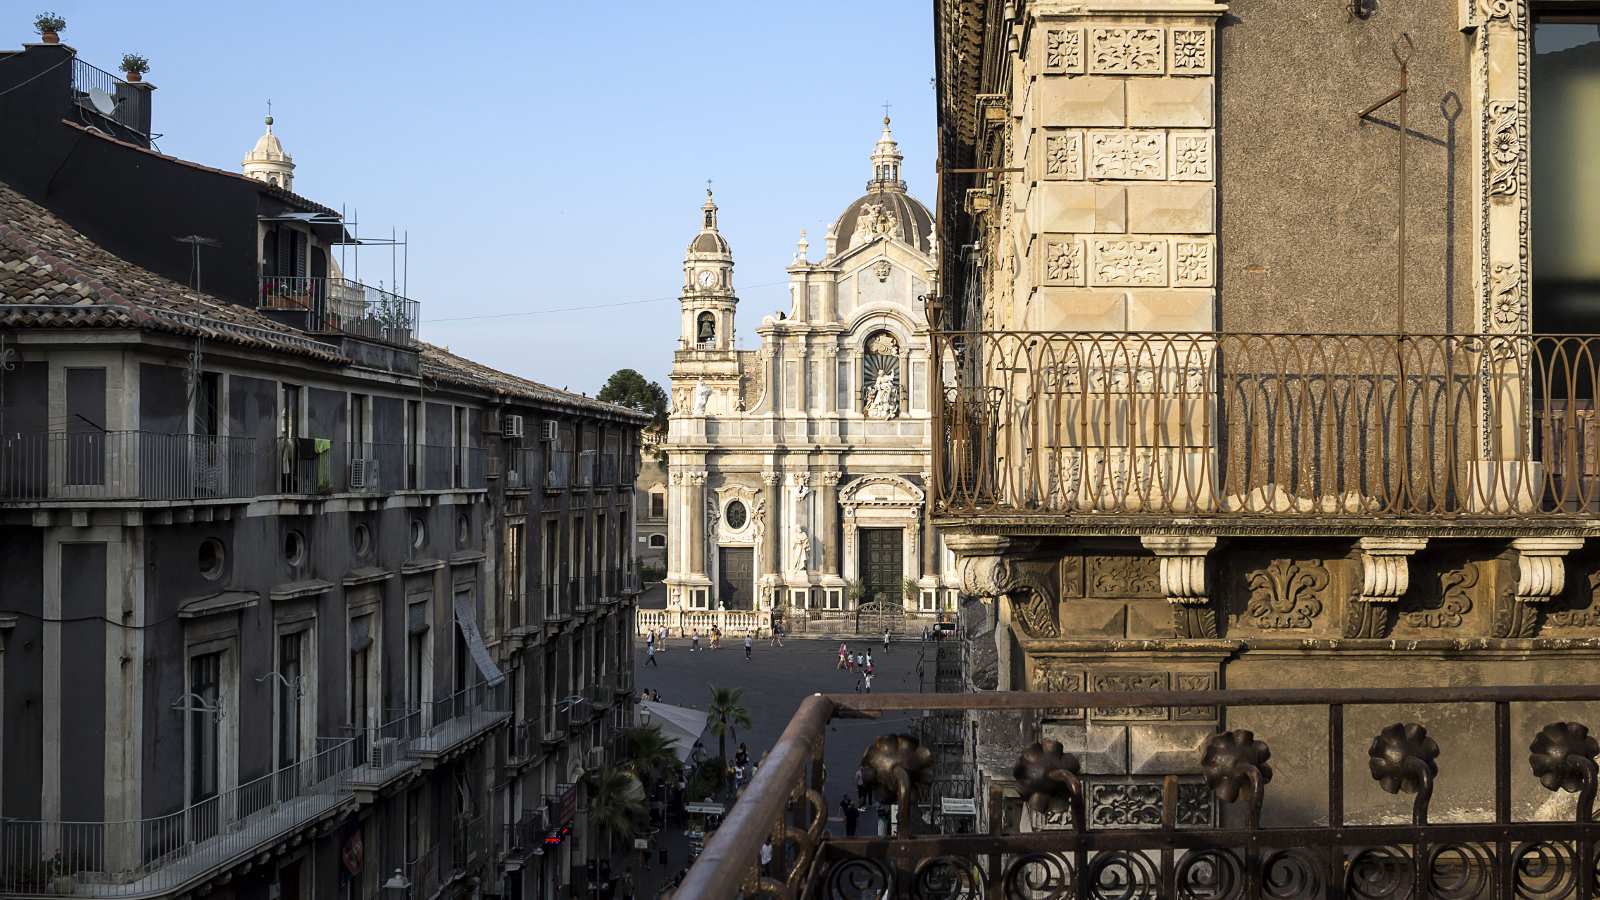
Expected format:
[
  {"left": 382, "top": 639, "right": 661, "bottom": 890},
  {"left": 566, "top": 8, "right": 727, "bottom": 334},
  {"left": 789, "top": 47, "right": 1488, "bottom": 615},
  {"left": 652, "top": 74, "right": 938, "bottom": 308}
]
[
  {"left": 1170, "top": 133, "right": 1212, "bottom": 181},
  {"left": 1172, "top": 240, "right": 1214, "bottom": 288},
  {"left": 1090, "top": 671, "right": 1168, "bottom": 721},
  {"left": 1491, "top": 262, "right": 1523, "bottom": 330},
  {"left": 1043, "top": 132, "right": 1084, "bottom": 180},
  {"left": 1089, "top": 27, "right": 1164, "bottom": 75},
  {"left": 1044, "top": 28, "right": 1084, "bottom": 74},
  {"left": 1034, "top": 662, "right": 1085, "bottom": 720},
  {"left": 1011, "top": 591, "right": 1061, "bottom": 639},
  {"left": 1169, "top": 29, "right": 1211, "bottom": 75},
  {"left": 1087, "top": 130, "right": 1165, "bottom": 179},
  {"left": 1405, "top": 565, "right": 1478, "bottom": 629},
  {"left": 1244, "top": 559, "right": 1329, "bottom": 629},
  {"left": 1077, "top": 780, "right": 1214, "bottom": 829},
  {"left": 1042, "top": 237, "right": 1085, "bottom": 286},
  {"left": 1087, "top": 556, "right": 1162, "bottom": 599},
  {"left": 1173, "top": 672, "right": 1217, "bottom": 721},
  {"left": 1486, "top": 100, "right": 1523, "bottom": 198},
  {"left": 1547, "top": 572, "right": 1600, "bottom": 628},
  {"left": 1091, "top": 239, "right": 1168, "bottom": 287}
]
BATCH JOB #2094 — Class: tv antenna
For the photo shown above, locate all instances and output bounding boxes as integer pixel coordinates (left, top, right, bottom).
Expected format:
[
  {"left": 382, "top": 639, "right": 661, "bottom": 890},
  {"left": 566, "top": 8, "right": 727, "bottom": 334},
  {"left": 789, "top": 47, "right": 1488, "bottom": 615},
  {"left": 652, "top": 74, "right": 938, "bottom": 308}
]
[{"left": 173, "top": 235, "right": 221, "bottom": 291}]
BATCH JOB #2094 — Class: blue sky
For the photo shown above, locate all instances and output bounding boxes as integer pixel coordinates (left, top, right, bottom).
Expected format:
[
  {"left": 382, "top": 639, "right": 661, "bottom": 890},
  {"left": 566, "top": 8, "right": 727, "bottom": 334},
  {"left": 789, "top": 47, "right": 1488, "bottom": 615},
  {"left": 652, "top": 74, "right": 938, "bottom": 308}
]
[{"left": 46, "top": 1, "right": 936, "bottom": 393}]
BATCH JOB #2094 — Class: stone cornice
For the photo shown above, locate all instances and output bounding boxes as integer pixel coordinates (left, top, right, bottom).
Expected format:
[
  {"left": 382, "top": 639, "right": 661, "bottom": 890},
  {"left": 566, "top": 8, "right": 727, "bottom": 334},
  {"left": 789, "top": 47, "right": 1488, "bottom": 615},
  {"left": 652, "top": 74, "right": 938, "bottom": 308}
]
[{"left": 933, "top": 517, "right": 1600, "bottom": 540}]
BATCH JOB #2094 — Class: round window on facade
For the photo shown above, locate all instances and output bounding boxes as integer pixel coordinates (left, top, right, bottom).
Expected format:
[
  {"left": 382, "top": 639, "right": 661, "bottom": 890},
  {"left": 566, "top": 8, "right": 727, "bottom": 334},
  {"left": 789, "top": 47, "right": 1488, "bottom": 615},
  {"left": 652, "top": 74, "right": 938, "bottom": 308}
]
[
  {"left": 284, "top": 530, "right": 306, "bottom": 567},
  {"left": 457, "top": 512, "right": 471, "bottom": 548},
  {"left": 353, "top": 523, "right": 372, "bottom": 559},
  {"left": 724, "top": 500, "right": 747, "bottom": 530},
  {"left": 410, "top": 517, "right": 427, "bottom": 550},
  {"left": 198, "top": 538, "right": 226, "bottom": 581}
]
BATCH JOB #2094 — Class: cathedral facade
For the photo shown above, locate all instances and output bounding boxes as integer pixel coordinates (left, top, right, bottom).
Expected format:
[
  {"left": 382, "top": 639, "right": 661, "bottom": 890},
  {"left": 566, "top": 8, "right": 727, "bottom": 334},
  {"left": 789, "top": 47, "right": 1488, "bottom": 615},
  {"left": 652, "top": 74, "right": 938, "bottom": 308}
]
[{"left": 656, "top": 120, "right": 958, "bottom": 630}]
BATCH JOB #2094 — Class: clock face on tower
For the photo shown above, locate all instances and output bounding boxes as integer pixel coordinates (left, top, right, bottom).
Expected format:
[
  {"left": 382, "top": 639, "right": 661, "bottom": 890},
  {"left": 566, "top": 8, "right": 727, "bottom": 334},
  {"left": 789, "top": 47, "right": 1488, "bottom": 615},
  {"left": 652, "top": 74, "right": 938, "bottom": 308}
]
[{"left": 697, "top": 269, "right": 716, "bottom": 288}]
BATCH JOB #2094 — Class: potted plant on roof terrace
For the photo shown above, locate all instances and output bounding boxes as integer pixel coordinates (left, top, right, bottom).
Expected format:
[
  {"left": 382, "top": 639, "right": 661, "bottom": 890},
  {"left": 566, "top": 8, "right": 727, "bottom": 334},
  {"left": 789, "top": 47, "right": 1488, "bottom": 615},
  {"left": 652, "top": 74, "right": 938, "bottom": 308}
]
[
  {"left": 33, "top": 12, "right": 65, "bottom": 43},
  {"left": 120, "top": 53, "right": 149, "bottom": 82}
]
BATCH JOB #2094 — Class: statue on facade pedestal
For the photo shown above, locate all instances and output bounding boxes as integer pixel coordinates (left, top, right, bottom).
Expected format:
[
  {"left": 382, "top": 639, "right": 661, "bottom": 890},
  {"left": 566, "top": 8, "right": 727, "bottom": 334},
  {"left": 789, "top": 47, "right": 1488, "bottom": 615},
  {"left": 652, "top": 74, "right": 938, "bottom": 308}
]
[
  {"left": 791, "top": 526, "right": 811, "bottom": 573},
  {"left": 865, "top": 370, "right": 899, "bottom": 420},
  {"left": 692, "top": 380, "right": 711, "bottom": 416}
]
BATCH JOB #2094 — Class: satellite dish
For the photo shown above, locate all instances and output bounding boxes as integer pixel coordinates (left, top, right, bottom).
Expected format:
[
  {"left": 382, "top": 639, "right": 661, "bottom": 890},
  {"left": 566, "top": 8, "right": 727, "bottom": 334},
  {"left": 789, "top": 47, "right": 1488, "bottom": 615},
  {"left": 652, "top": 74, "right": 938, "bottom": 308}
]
[{"left": 88, "top": 87, "right": 116, "bottom": 116}]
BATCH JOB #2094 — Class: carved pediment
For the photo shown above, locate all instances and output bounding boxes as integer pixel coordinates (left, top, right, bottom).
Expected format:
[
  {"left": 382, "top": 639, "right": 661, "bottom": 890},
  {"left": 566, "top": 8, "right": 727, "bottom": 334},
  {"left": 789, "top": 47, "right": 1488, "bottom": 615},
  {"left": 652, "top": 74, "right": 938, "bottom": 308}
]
[{"left": 838, "top": 474, "right": 926, "bottom": 508}]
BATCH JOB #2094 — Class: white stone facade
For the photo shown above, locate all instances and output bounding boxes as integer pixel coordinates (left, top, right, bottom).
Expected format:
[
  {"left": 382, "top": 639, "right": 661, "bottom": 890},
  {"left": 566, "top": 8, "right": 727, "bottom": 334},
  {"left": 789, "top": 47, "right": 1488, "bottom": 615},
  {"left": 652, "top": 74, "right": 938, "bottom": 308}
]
[{"left": 662, "top": 121, "right": 959, "bottom": 625}]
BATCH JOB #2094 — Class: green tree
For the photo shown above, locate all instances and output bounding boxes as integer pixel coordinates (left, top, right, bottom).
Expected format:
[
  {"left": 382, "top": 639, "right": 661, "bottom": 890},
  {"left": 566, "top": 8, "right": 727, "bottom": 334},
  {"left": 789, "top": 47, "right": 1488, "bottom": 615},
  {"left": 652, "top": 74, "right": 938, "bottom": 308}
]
[
  {"left": 707, "top": 685, "right": 752, "bottom": 772},
  {"left": 584, "top": 767, "right": 647, "bottom": 857},
  {"left": 597, "top": 368, "right": 669, "bottom": 430},
  {"left": 623, "top": 723, "right": 679, "bottom": 788}
]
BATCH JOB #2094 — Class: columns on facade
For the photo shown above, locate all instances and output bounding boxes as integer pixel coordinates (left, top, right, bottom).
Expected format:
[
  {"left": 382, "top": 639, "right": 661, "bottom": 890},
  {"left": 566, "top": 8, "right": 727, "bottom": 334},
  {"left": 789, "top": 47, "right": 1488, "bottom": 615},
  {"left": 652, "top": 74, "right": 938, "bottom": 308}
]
[
  {"left": 1140, "top": 535, "right": 1220, "bottom": 639},
  {"left": 817, "top": 471, "right": 841, "bottom": 576},
  {"left": 920, "top": 469, "right": 938, "bottom": 582},
  {"left": 1497, "top": 537, "right": 1585, "bottom": 638},
  {"left": 686, "top": 471, "right": 707, "bottom": 576},
  {"left": 820, "top": 350, "right": 838, "bottom": 414},
  {"left": 760, "top": 471, "right": 781, "bottom": 581},
  {"left": 1345, "top": 537, "right": 1429, "bottom": 639}
]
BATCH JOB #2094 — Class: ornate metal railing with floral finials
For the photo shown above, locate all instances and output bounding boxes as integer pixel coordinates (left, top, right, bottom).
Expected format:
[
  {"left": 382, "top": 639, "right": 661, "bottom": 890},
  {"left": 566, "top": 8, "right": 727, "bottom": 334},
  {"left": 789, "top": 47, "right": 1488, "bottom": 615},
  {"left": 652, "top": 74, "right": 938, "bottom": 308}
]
[
  {"left": 676, "top": 685, "right": 1600, "bottom": 899},
  {"left": 930, "top": 331, "right": 1600, "bottom": 522}
]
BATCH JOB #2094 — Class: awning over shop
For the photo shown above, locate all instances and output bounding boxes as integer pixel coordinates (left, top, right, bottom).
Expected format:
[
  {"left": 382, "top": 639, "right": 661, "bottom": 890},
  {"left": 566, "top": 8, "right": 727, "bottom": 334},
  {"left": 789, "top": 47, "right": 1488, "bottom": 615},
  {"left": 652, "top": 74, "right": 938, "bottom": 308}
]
[
  {"left": 451, "top": 593, "right": 505, "bottom": 686},
  {"left": 640, "top": 700, "right": 709, "bottom": 763}
]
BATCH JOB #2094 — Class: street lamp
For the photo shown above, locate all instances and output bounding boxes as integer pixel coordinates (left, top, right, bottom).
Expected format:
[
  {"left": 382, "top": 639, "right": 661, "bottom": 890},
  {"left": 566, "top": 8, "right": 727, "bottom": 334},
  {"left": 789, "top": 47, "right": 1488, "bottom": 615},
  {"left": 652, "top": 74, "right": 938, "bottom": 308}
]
[{"left": 382, "top": 868, "right": 411, "bottom": 897}]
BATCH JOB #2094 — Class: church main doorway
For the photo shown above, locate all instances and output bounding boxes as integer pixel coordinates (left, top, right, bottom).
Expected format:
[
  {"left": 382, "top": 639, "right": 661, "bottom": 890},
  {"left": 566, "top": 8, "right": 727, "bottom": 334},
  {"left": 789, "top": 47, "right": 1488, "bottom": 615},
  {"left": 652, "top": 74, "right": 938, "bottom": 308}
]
[
  {"left": 858, "top": 528, "right": 904, "bottom": 606},
  {"left": 718, "top": 547, "right": 754, "bottom": 609}
]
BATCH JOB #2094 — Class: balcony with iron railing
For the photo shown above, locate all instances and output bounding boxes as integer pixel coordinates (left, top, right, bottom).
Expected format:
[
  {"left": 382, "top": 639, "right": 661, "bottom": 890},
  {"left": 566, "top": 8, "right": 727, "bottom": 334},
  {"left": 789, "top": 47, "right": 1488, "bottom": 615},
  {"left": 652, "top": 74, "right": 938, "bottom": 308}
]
[
  {"left": 68, "top": 58, "right": 151, "bottom": 141},
  {"left": 269, "top": 439, "right": 485, "bottom": 495},
  {"left": 0, "top": 738, "right": 357, "bottom": 898},
  {"left": 258, "top": 276, "right": 420, "bottom": 348},
  {"left": 541, "top": 704, "right": 571, "bottom": 747},
  {"left": 679, "top": 684, "right": 1600, "bottom": 900},
  {"left": 933, "top": 331, "right": 1600, "bottom": 526},
  {"left": 409, "top": 681, "right": 512, "bottom": 759},
  {"left": 0, "top": 432, "right": 257, "bottom": 503}
]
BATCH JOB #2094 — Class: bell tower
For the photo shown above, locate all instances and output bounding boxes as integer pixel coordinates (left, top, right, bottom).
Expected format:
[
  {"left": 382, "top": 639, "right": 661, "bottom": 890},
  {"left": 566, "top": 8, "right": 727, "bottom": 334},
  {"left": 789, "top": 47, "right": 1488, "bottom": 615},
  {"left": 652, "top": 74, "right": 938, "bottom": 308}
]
[{"left": 680, "top": 188, "right": 737, "bottom": 352}]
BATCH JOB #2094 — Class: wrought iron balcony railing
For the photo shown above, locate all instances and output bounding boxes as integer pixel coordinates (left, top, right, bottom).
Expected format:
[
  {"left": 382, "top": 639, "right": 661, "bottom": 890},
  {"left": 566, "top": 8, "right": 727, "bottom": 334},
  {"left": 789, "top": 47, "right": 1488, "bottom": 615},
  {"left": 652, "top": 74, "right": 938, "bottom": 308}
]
[
  {"left": 268, "top": 439, "right": 484, "bottom": 494},
  {"left": 0, "top": 738, "right": 356, "bottom": 897},
  {"left": 69, "top": 58, "right": 150, "bottom": 140},
  {"left": 932, "top": 331, "right": 1600, "bottom": 521},
  {"left": 258, "top": 276, "right": 419, "bottom": 347},
  {"left": 0, "top": 431, "right": 256, "bottom": 502},
  {"left": 679, "top": 684, "right": 1600, "bottom": 900}
]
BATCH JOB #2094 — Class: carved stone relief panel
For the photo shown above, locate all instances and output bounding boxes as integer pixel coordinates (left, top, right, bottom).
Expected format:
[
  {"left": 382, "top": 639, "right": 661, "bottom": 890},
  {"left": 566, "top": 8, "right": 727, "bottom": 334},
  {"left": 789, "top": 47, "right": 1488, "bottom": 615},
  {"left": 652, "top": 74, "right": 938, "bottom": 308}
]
[
  {"left": 1041, "top": 236, "right": 1086, "bottom": 286},
  {"left": 1089, "top": 27, "right": 1165, "bottom": 75},
  {"left": 1070, "top": 779, "right": 1214, "bottom": 829},
  {"left": 1172, "top": 239, "right": 1215, "bottom": 288},
  {"left": 1043, "top": 27, "right": 1085, "bottom": 75},
  {"left": 1545, "top": 570, "right": 1600, "bottom": 629},
  {"left": 1241, "top": 558, "right": 1331, "bottom": 630},
  {"left": 1086, "top": 556, "right": 1163, "bottom": 599},
  {"left": 1172, "top": 671, "right": 1217, "bottom": 721},
  {"left": 1087, "top": 130, "right": 1166, "bottom": 179},
  {"left": 1041, "top": 130, "right": 1085, "bottom": 180},
  {"left": 1169, "top": 132, "right": 1212, "bottom": 181},
  {"left": 1060, "top": 555, "right": 1086, "bottom": 598},
  {"left": 1033, "top": 661, "right": 1085, "bottom": 720},
  {"left": 1090, "top": 239, "right": 1168, "bottom": 287},
  {"left": 1090, "top": 671, "right": 1169, "bottom": 721},
  {"left": 1168, "top": 29, "right": 1212, "bottom": 75},
  {"left": 1401, "top": 562, "right": 1481, "bottom": 630}
]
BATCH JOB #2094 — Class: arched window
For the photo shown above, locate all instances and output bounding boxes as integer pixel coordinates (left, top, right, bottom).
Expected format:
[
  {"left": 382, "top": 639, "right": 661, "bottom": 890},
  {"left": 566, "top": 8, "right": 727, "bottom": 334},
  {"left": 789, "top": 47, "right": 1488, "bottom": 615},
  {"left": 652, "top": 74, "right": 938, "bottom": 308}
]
[
  {"left": 696, "top": 312, "right": 717, "bottom": 346},
  {"left": 861, "top": 331, "right": 901, "bottom": 419},
  {"left": 648, "top": 534, "right": 666, "bottom": 549}
]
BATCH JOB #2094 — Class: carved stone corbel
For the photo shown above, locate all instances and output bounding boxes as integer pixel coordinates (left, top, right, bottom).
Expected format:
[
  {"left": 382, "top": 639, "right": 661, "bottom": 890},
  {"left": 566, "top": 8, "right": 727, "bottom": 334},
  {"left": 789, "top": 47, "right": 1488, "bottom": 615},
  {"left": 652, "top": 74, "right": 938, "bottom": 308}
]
[
  {"left": 1345, "top": 538, "right": 1428, "bottom": 639},
  {"left": 1141, "top": 535, "right": 1219, "bottom": 638},
  {"left": 1494, "top": 538, "right": 1584, "bottom": 638},
  {"left": 947, "top": 535, "right": 1058, "bottom": 637}
]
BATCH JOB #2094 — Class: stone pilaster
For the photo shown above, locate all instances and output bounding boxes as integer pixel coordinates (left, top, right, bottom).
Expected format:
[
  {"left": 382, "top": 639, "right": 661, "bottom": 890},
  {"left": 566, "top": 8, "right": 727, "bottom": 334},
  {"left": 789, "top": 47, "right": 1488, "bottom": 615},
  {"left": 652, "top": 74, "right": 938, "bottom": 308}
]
[
  {"left": 1495, "top": 537, "right": 1584, "bottom": 638},
  {"left": 1345, "top": 538, "right": 1429, "bottom": 639},
  {"left": 760, "top": 472, "right": 781, "bottom": 580},
  {"left": 817, "top": 472, "right": 841, "bottom": 576},
  {"left": 1141, "top": 535, "right": 1219, "bottom": 638},
  {"left": 686, "top": 471, "right": 707, "bottom": 576},
  {"left": 921, "top": 469, "right": 939, "bottom": 584}
]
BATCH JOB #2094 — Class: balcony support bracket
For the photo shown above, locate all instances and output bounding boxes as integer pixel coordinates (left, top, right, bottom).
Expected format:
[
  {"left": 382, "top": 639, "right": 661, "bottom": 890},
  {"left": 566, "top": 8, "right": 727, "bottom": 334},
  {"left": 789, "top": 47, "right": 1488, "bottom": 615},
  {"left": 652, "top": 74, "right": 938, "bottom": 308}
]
[
  {"left": 1346, "top": 538, "right": 1429, "bottom": 639},
  {"left": 1496, "top": 537, "right": 1585, "bottom": 638},
  {"left": 1142, "top": 535, "right": 1220, "bottom": 639}
]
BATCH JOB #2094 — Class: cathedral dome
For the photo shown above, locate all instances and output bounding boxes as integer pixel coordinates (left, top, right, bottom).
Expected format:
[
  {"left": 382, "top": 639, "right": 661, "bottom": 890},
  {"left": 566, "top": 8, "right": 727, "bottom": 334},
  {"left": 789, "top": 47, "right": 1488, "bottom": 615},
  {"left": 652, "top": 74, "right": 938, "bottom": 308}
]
[
  {"left": 242, "top": 112, "right": 295, "bottom": 190},
  {"left": 688, "top": 230, "right": 730, "bottom": 255},
  {"left": 829, "top": 116, "right": 932, "bottom": 255}
]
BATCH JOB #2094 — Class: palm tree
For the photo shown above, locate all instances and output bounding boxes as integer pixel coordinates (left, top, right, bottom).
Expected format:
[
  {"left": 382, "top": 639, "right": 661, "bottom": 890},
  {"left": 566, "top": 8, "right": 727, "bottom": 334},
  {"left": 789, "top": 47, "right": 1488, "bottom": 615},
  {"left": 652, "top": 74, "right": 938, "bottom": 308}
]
[
  {"left": 623, "top": 723, "right": 678, "bottom": 788},
  {"left": 707, "top": 685, "right": 752, "bottom": 768},
  {"left": 584, "top": 767, "right": 646, "bottom": 860}
]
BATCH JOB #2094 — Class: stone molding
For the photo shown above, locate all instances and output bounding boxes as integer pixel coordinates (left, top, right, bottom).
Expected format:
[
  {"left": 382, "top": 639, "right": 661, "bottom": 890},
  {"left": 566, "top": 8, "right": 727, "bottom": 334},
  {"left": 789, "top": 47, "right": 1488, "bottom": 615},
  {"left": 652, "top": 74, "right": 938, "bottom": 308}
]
[
  {"left": 1495, "top": 537, "right": 1585, "bottom": 637},
  {"left": 1141, "top": 535, "right": 1218, "bottom": 638},
  {"left": 1345, "top": 537, "right": 1429, "bottom": 639}
]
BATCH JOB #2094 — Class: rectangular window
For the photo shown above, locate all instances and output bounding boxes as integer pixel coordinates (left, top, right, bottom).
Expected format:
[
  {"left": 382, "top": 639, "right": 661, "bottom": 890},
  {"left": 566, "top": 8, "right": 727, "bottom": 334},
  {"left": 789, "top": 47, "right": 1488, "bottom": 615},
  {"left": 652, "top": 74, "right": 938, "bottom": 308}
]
[
  {"left": 195, "top": 372, "right": 221, "bottom": 437},
  {"left": 452, "top": 407, "right": 467, "bottom": 488},
  {"left": 189, "top": 652, "right": 222, "bottom": 804},
  {"left": 1531, "top": 13, "right": 1600, "bottom": 332},
  {"left": 542, "top": 517, "right": 560, "bottom": 617},
  {"left": 277, "top": 632, "right": 302, "bottom": 769},
  {"left": 405, "top": 399, "right": 422, "bottom": 490},
  {"left": 350, "top": 393, "right": 369, "bottom": 457},
  {"left": 597, "top": 512, "right": 608, "bottom": 597},
  {"left": 505, "top": 521, "right": 525, "bottom": 631},
  {"left": 407, "top": 601, "right": 430, "bottom": 718},
  {"left": 572, "top": 515, "right": 584, "bottom": 606},
  {"left": 280, "top": 384, "right": 302, "bottom": 492},
  {"left": 650, "top": 491, "right": 665, "bottom": 519}
]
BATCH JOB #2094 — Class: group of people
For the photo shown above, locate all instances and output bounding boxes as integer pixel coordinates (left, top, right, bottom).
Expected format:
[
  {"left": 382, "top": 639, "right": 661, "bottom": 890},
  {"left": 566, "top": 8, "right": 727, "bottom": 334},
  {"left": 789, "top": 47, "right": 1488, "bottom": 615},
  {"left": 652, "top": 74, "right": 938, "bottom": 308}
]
[
  {"left": 836, "top": 643, "right": 879, "bottom": 692},
  {"left": 645, "top": 623, "right": 774, "bottom": 666}
]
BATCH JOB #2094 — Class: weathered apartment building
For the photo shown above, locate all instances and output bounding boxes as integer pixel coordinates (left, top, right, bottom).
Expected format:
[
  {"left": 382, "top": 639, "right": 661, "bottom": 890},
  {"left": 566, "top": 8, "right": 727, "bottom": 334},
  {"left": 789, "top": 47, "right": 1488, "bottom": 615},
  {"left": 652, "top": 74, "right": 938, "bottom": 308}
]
[{"left": 0, "top": 39, "right": 645, "bottom": 900}]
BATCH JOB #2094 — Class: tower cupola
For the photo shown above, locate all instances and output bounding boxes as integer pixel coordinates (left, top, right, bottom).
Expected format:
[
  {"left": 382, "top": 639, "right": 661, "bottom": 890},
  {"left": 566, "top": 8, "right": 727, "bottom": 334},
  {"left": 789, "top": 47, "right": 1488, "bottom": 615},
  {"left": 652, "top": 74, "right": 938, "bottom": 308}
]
[{"left": 242, "top": 107, "right": 294, "bottom": 191}]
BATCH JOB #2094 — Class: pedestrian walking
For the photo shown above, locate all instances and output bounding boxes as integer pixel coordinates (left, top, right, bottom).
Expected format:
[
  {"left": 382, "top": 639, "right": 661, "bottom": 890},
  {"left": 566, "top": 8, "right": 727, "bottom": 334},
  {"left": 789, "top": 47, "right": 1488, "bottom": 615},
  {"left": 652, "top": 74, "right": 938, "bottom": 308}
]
[
  {"left": 744, "top": 634, "right": 753, "bottom": 660},
  {"left": 841, "top": 796, "right": 860, "bottom": 837},
  {"left": 646, "top": 642, "right": 658, "bottom": 667},
  {"left": 855, "top": 651, "right": 865, "bottom": 671},
  {"left": 883, "top": 628, "right": 891, "bottom": 651},
  {"left": 856, "top": 768, "right": 868, "bottom": 806},
  {"left": 863, "top": 671, "right": 873, "bottom": 693},
  {"left": 658, "top": 625, "right": 668, "bottom": 649},
  {"left": 691, "top": 629, "right": 700, "bottom": 652},
  {"left": 865, "top": 648, "right": 873, "bottom": 669},
  {"left": 838, "top": 643, "right": 848, "bottom": 670},
  {"left": 760, "top": 838, "right": 774, "bottom": 877},
  {"left": 770, "top": 621, "right": 784, "bottom": 647}
]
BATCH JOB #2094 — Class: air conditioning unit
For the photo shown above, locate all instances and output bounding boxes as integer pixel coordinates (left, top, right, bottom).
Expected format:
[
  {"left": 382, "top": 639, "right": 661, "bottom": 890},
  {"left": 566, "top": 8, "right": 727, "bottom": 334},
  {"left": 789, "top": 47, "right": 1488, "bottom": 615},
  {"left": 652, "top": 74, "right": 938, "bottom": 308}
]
[
  {"left": 540, "top": 420, "right": 558, "bottom": 442},
  {"left": 370, "top": 737, "right": 402, "bottom": 768},
  {"left": 349, "top": 458, "right": 376, "bottom": 489},
  {"left": 503, "top": 415, "right": 525, "bottom": 439}
]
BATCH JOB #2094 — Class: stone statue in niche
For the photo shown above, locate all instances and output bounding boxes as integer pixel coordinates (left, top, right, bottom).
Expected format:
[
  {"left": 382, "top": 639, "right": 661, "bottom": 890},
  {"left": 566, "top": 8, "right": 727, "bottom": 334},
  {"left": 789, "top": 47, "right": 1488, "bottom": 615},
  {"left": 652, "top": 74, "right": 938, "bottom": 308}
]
[
  {"left": 791, "top": 526, "right": 811, "bottom": 573},
  {"left": 692, "top": 381, "right": 711, "bottom": 416},
  {"left": 865, "top": 370, "right": 900, "bottom": 420}
]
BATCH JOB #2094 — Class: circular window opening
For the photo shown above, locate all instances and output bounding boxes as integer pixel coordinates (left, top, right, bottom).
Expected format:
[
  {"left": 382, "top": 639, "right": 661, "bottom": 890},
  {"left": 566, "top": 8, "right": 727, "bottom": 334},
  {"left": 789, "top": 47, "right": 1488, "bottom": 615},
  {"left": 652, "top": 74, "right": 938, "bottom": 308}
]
[
  {"left": 284, "top": 530, "right": 306, "bottom": 567},
  {"left": 353, "top": 523, "right": 372, "bottom": 558},
  {"left": 457, "top": 513, "right": 471, "bottom": 548},
  {"left": 410, "top": 518, "right": 426, "bottom": 550},
  {"left": 198, "top": 538, "right": 226, "bottom": 581},
  {"left": 725, "top": 500, "right": 747, "bottom": 530}
]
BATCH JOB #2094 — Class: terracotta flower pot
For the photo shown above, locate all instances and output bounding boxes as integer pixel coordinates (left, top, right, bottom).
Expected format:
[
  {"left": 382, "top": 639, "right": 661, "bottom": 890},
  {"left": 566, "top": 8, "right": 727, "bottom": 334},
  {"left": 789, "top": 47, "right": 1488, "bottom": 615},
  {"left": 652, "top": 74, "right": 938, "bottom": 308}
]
[
  {"left": 125, "top": 71, "right": 141, "bottom": 82},
  {"left": 40, "top": 31, "right": 59, "bottom": 43}
]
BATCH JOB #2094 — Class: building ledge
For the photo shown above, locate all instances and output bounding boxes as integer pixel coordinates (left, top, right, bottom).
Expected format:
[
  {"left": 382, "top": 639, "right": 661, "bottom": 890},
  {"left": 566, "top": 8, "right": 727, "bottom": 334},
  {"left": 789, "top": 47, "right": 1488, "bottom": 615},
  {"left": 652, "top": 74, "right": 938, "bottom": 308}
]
[
  {"left": 342, "top": 567, "right": 395, "bottom": 587},
  {"left": 178, "top": 590, "right": 260, "bottom": 619},
  {"left": 269, "top": 579, "right": 334, "bottom": 602},
  {"left": 402, "top": 558, "right": 447, "bottom": 575},
  {"left": 450, "top": 550, "right": 487, "bottom": 565}
]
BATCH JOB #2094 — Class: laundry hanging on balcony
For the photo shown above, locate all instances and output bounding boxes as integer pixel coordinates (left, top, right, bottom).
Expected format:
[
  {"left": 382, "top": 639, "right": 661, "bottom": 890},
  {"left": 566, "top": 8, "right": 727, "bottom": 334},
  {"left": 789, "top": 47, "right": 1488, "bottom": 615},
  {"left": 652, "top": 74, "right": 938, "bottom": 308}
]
[{"left": 452, "top": 593, "right": 505, "bottom": 686}]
